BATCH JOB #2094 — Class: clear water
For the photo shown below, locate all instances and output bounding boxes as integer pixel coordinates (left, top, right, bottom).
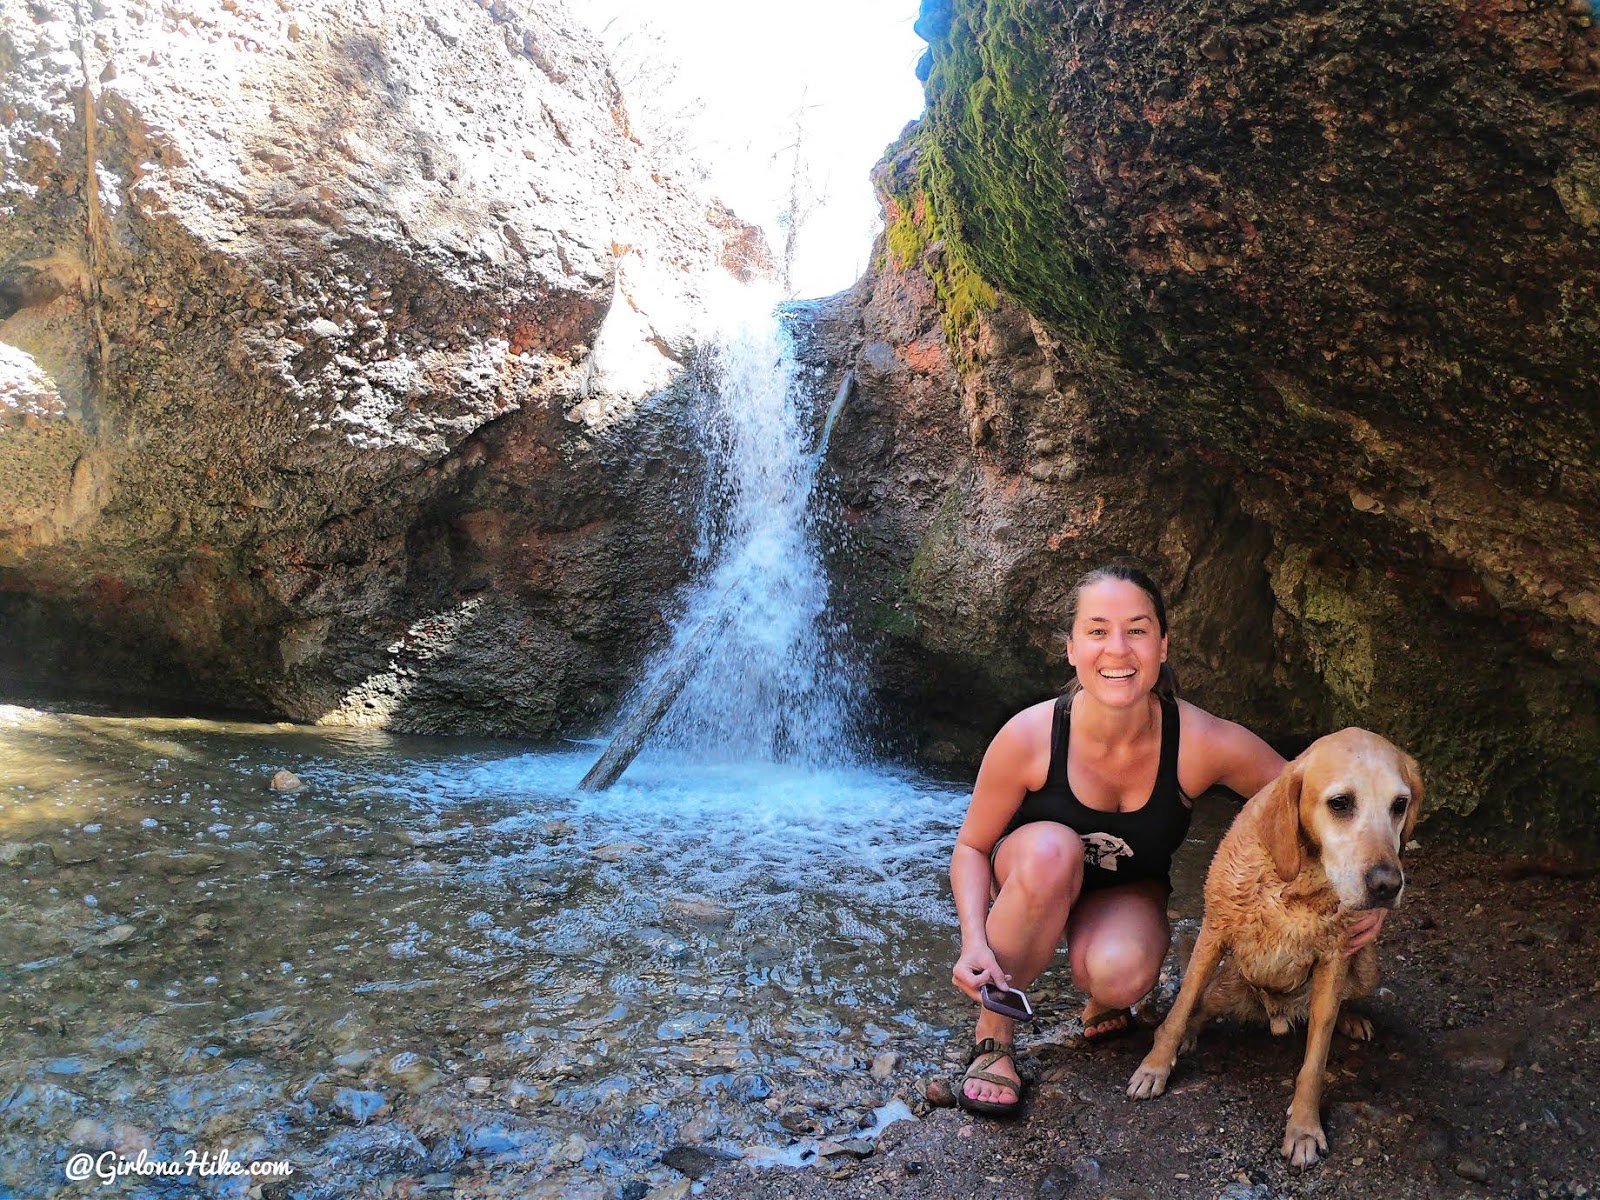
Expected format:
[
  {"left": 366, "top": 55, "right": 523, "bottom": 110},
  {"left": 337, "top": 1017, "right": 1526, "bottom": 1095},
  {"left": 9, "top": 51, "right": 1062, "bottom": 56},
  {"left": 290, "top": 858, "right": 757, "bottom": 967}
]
[{"left": 0, "top": 703, "right": 986, "bottom": 1197}]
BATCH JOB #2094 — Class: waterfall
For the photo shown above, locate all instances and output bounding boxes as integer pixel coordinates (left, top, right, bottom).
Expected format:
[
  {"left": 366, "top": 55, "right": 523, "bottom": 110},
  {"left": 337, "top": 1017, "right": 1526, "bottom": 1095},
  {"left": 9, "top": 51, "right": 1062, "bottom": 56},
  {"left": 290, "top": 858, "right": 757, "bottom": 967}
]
[{"left": 615, "top": 302, "right": 863, "bottom": 770}]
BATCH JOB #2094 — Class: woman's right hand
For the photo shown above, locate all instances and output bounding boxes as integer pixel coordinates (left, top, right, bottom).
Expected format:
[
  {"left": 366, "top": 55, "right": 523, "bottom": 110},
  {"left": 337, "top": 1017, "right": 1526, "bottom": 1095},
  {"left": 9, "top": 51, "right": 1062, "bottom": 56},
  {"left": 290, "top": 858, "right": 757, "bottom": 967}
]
[{"left": 951, "top": 940, "right": 1010, "bottom": 1003}]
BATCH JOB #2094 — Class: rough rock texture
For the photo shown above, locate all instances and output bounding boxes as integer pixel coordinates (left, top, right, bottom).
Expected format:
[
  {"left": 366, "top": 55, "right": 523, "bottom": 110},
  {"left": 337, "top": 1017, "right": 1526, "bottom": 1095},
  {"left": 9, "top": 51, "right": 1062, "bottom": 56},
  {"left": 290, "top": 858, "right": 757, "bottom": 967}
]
[
  {"left": 816, "top": 0, "right": 1600, "bottom": 840},
  {"left": 806, "top": 189, "right": 1288, "bottom": 769},
  {"left": 0, "top": 0, "right": 766, "bottom": 732}
]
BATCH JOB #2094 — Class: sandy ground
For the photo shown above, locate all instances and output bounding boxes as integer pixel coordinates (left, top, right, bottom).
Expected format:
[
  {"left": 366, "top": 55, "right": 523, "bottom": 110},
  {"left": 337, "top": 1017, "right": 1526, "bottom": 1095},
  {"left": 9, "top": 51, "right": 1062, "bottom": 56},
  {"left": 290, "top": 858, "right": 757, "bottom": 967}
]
[{"left": 695, "top": 844, "right": 1600, "bottom": 1200}]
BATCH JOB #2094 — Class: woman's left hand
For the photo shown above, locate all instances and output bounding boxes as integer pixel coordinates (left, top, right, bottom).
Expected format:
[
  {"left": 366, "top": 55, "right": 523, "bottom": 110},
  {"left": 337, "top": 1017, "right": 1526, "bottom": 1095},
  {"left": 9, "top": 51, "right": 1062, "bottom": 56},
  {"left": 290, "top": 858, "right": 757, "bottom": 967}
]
[{"left": 1345, "top": 907, "right": 1387, "bottom": 955}]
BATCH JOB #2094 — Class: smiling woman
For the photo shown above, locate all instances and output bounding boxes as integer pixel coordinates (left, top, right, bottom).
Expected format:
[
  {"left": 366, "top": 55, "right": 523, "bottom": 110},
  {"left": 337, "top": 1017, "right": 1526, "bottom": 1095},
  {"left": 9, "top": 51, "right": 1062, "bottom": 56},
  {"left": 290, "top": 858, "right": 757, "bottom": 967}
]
[{"left": 945, "top": 561, "right": 1386, "bottom": 1118}]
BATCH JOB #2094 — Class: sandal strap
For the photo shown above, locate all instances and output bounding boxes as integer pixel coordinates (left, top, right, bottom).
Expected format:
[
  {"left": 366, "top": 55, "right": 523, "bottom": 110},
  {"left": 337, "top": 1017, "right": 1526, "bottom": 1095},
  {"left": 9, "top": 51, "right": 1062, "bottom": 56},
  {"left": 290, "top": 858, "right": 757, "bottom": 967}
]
[{"left": 970, "top": 1036, "right": 1014, "bottom": 1060}]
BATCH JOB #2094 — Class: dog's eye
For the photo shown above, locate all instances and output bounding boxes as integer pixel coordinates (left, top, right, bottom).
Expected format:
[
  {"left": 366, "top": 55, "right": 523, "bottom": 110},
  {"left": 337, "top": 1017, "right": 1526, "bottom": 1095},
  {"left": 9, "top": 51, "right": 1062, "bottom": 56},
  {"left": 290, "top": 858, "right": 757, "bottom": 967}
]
[
  {"left": 1327, "top": 794, "right": 1354, "bottom": 815},
  {"left": 1391, "top": 796, "right": 1409, "bottom": 818}
]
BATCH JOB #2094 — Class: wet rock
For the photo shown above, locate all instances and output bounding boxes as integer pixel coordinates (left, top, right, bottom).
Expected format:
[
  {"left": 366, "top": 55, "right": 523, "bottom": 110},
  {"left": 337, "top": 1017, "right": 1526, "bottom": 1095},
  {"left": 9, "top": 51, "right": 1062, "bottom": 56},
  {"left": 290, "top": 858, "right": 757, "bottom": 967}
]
[
  {"left": 47, "top": 841, "right": 99, "bottom": 866},
  {"left": 678, "top": 1108, "right": 718, "bottom": 1143},
  {"left": 923, "top": 1078, "right": 955, "bottom": 1107},
  {"left": 667, "top": 895, "right": 734, "bottom": 926},
  {"left": 870, "top": 1051, "right": 899, "bottom": 1080},
  {"left": 90, "top": 924, "right": 137, "bottom": 949},
  {"left": 1438, "top": 1026, "right": 1521, "bottom": 1072},
  {"left": 661, "top": 1143, "right": 734, "bottom": 1179},
  {"left": 1216, "top": 1184, "right": 1271, "bottom": 1200},
  {"left": 156, "top": 852, "right": 222, "bottom": 876},
  {"left": 818, "top": 1137, "right": 875, "bottom": 1159},
  {"left": 66, "top": 1118, "right": 112, "bottom": 1147},
  {"left": 269, "top": 770, "right": 305, "bottom": 793},
  {"left": 645, "top": 1183, "right": 691, "bottom": 1200},
  {"left": 465, "top": 1076, "right": 492, "bottom": 1097},
  {"left": 0, "top": 841, "right": 50, "bottom": 868},
  {"left": 560, "top": 1133, "right": 589, "bottom": 1163},
  {"left": 321, "top": 1123, "right": 428, "bottom": 1170},
  {"left": 382, "top": 1051, "right": 443, "bottom": 1094},
  {"left": 778, "top": 1106, "right": 820, "bottom": 1134},
  {"left": 592, "top": 841, "right": 648, "bottom": 863},
  {"left": 331, "top": 1087, "right": 390, "bottom": 1124}
]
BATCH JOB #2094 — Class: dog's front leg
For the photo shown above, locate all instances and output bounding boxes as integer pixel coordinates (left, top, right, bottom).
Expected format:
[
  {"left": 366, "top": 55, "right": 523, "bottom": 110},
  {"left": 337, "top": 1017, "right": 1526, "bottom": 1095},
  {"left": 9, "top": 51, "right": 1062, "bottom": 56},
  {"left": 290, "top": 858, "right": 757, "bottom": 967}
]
[
  {"left": 1127, "top": 922, "right": 1226, "bottom": 1100},
  {"left": 1282, "top": 951, "right": 1348, "bottom": 1168}
]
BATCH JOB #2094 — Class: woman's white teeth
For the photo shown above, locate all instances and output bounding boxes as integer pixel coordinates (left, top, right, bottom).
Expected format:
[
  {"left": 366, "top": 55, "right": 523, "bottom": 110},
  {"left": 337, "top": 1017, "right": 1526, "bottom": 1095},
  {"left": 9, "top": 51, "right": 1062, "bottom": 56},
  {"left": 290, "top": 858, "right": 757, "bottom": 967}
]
[{"left": 1101, "top": 668, "right": 1136, "bottom": 679}]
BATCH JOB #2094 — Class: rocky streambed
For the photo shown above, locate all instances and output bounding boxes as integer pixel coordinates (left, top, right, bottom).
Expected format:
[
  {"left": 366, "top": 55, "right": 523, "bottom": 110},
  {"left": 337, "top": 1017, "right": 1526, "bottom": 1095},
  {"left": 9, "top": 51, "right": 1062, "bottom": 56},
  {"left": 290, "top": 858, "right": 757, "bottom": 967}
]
[{"left": 4, "top": 705, "right": 1598, "bottom": 1199}]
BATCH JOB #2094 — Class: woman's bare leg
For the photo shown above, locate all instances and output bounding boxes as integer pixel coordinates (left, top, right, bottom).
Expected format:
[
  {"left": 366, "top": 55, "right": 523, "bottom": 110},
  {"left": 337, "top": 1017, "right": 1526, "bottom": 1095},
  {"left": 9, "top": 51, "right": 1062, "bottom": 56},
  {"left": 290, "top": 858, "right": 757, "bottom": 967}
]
[
  {"left": 1067, "top": 879, "right": 1170, "bottom": 1027},
  {"left": 962, "top": 823, "right": 1085, "bottom": 1106}
]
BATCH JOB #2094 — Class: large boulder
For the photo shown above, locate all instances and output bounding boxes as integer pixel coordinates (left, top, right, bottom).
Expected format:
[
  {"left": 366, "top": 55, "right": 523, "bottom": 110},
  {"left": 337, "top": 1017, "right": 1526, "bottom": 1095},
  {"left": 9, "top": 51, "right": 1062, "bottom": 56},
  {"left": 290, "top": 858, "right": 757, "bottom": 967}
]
[
  {"left": 0, "top": 0, "right": 765, "bottom": 733},
  {"left": 820, "top": 0, "right": 1600, "bottom": 842}
]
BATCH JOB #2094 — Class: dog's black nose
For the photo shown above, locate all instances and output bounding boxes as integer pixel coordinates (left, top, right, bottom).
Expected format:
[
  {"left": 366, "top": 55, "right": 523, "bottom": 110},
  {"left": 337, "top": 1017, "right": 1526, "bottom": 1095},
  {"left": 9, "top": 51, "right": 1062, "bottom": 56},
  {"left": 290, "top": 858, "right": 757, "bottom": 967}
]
[{"left": 1364, "top": 863, "right": 1403, "bottom": 906}]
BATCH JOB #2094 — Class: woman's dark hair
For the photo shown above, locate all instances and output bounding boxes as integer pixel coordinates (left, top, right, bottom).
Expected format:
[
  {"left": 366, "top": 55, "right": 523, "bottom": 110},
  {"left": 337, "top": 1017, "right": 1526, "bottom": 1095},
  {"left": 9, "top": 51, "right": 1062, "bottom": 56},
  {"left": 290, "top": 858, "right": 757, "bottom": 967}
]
[{"left": 1059, "top": 561, "right": 1180, "bottom": 702}]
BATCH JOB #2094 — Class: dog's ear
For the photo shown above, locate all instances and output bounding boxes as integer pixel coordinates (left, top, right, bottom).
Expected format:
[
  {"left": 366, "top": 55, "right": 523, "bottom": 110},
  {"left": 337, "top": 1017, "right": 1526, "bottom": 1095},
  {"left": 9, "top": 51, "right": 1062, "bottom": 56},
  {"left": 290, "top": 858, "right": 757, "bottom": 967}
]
[
  {"left": 1263, "top": 758, "right": 1305, "bottom": 883},
  {"left": 1399, "top": 750, "right": 1424, "bottom": 846}
]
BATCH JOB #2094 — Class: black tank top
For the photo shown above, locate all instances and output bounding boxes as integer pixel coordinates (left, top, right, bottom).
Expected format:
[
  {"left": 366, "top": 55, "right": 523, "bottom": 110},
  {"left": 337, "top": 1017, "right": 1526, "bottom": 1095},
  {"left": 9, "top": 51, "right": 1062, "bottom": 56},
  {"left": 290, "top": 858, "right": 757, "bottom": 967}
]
[{"left": 1005, "top": 692, "right": 1192, "bottom": 892}]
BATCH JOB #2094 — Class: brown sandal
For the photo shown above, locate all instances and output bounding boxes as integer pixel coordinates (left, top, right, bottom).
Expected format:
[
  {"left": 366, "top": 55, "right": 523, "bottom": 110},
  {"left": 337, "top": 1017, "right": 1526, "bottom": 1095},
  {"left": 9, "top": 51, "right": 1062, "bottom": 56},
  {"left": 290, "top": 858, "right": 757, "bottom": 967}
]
[
  {"left": 1082, "top": 1006, "right": 1135, "bottom": 1043},
  {"left": 956, "top": 1037, "right": 1023, "bottom": 1117}
]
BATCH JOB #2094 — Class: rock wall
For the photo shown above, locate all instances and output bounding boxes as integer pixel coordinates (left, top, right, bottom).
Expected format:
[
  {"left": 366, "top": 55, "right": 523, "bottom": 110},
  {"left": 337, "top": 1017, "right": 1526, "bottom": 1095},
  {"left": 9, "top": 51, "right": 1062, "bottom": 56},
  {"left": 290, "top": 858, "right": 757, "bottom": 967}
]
[
  {"left": 819, "top": 0, "right": 1600, "bottom": 842},
  {"left": 0, "top": 0, "right": 767, "bottom": 733}
]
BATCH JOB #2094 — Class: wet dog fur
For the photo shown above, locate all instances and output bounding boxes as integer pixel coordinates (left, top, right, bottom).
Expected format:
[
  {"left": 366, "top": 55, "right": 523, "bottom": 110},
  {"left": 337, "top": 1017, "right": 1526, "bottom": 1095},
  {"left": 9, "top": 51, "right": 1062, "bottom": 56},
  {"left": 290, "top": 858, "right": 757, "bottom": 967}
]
[{"left": 1127, "top": 728, "right": 1423, "bottom": 1168}]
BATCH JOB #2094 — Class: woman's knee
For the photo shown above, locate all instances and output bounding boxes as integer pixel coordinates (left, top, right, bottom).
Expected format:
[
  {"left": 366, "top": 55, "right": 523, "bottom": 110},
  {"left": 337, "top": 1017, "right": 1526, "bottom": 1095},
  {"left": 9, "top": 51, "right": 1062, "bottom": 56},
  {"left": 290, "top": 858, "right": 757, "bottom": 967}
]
[
  {"left": 1002, "top": 827, "right": 1085, "bottom": 899},
  {"left": 1076, "top": 938, "right": 1164, "bottom": 1006}
]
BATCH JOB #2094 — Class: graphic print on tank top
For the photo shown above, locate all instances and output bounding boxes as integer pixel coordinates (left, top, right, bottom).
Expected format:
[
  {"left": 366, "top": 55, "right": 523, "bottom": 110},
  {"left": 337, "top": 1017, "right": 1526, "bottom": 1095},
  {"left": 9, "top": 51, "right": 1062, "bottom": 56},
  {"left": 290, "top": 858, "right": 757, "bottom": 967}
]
[{"left": 1082, "top": 831, "right": 1135, "bottom": 872}]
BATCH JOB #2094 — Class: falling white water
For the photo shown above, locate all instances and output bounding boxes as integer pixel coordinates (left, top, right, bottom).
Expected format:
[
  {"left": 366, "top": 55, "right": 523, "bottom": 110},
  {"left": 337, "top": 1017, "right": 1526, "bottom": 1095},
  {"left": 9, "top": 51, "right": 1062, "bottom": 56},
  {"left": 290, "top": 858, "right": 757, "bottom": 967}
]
[{"left": 632, "top": 296, "right": 864, "bottom": 765}]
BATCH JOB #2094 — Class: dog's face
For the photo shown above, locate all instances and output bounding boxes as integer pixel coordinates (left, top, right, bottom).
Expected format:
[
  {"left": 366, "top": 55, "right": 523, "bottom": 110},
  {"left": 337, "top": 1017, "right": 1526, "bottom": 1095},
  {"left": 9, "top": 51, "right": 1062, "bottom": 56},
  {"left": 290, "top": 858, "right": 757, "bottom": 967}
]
[{"left": 1264, "top": 728, "right": 1423, "bottom": 909}]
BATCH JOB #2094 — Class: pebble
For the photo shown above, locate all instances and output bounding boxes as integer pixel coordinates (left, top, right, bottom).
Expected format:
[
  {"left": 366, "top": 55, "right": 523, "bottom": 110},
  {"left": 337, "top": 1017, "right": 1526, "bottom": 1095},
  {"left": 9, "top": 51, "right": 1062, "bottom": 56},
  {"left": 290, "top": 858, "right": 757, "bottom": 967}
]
[
  {"left": 1455, "top": 1157, "right": 1491, "bottom": 1183},
  {"left": 644, "top": 1183, "right": 690, "bottom": 1200},
  {"left": 465, "top": 1075, "right": 491, "bottom": 1096},
  {"left": 924, "top": 1078, "right": 955, "bottom": 1107},
  {"left": 48, "top": 841, "right": 100, "bottom": 866},
  {"left": 382, "top": 1051, "right": 443, "bottom": 1094},
  {"left": 870, "top": 1051, "right": 899, "bottom": 1080},
  {"left": 591, "top": 841, "right": 647, "bottom": 862},
  {"left": 667, "top": 895, "right": 733, "bottom": 925},
  {"left": 1438, "top": 1026, "right": 1519, "bottom": 1072},
  {"left": 157, "top": 852, "right": 221, "bottom": 876},
  {"left": 91, "top": 924, "right": 137, "bottom": 949},
  {"left": 269, "top": 770, "right": 305, "bottom": 792},
  {"left": 660, "top": 1143, "right": 727, "bottom": 1179},
  {"left": 331, "top": 1087, "right": 389, "bottom": 1124},
  {"left": 818, "top": 1137, "right": 874, "bottom": 1159}
]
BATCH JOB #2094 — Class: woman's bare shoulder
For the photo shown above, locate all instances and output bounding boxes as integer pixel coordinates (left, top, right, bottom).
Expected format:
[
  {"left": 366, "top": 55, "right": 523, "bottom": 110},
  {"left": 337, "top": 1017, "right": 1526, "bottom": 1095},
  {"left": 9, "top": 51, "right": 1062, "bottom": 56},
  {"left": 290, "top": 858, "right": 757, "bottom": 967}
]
[
  {"left": 984, "top": 697, "right": 1057, "bottom": 788},
  {"left": 1174, "top": 699, "right": 1284, "bottom": 796}
]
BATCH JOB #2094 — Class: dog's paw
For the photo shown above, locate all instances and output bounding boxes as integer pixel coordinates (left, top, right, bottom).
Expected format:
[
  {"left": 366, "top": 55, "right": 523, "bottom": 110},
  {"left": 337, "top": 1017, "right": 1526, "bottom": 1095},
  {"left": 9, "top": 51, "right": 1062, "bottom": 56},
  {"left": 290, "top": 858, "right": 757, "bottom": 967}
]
[
  {"left": 1126, "top": 1060, "right": 1171, "bottom": 1101},
  {"left": 1337, "top": 1010, "right": 1375, "bottom": 1041},
  {"left": 1282, "top": 1119, "right": 1328, "bottom": 1169},
  {"left": 1178, "top": 1028, "right": 1198, "bottom": 1056}
]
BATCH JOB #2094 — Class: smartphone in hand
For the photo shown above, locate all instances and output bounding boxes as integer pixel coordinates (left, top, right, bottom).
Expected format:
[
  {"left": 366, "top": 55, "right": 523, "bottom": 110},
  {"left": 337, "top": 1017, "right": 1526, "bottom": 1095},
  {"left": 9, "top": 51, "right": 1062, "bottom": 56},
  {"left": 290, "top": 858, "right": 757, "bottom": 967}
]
[{"left": 979, "top": 983, "right": 1034, "bottom": 1021}]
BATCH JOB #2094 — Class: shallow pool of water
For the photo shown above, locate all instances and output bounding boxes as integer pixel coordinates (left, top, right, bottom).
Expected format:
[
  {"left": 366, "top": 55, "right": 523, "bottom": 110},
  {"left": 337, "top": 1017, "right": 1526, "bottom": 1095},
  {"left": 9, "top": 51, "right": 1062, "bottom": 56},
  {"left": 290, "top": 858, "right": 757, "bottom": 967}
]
[{"left": 0, "top": 702, "right": 1227, "bottom": 1198}]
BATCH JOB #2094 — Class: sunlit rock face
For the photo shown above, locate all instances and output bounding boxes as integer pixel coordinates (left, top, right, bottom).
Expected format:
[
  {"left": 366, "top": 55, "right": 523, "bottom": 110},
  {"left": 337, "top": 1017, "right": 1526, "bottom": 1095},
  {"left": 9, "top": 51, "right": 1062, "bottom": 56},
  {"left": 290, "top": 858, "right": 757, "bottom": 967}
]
[
  {"left": 822, "top": 0, "right": 1600, "bottom": 839},
  {"left": 0, "top": 0, "right": 765, "bottom": 733}
]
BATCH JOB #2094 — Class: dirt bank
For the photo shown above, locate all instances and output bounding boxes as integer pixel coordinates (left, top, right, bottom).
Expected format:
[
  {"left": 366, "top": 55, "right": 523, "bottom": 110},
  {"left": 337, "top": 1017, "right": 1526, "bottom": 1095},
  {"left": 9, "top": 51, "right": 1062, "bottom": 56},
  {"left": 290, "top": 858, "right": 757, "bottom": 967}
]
[{"left": 697, "top": 845, "right": 1600, "bottom": 1200}]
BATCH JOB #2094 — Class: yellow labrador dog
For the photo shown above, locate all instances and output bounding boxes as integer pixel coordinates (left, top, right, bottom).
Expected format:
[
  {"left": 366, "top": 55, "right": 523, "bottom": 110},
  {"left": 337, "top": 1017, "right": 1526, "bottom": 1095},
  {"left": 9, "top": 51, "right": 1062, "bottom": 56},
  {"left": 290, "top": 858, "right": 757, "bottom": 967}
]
[{"left": 1127, "top": 728, "right": 1422, "bottom": 1168}]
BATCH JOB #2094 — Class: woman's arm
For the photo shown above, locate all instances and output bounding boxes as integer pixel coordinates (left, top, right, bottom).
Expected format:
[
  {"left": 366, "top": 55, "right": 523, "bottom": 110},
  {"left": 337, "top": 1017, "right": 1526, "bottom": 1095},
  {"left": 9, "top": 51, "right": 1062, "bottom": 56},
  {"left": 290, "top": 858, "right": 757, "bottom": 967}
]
[{"left": 948, "top": 709, "right": 1041, "bottom": 1000}]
